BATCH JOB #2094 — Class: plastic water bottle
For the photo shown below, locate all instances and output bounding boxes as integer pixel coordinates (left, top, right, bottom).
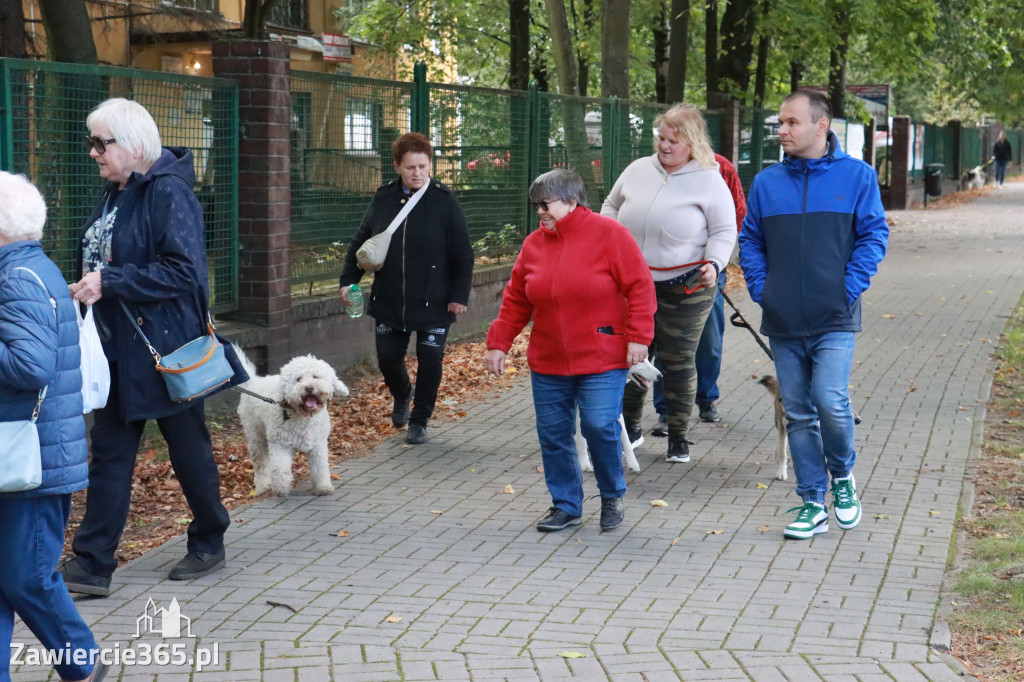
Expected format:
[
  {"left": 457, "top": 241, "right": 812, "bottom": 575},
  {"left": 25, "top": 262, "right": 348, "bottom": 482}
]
[{"left": 346, "top": 284, "right": 364, "bottom": 318}]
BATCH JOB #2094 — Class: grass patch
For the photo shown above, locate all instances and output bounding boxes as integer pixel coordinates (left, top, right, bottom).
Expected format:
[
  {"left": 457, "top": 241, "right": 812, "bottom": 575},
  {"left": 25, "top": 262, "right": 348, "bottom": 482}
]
[{"left": 949, "top": 298, "right": 1024, "bottom": 681}]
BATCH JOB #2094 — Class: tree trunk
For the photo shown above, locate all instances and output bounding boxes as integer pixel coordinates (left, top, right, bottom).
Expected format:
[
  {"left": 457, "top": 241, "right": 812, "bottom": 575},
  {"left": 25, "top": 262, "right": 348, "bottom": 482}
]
[
  {"left": 509, "top": 0, "right": 531, "bottom": 91},
  {"left": 754, "top": 33, "right": 769, "bottom": 106},
  {"left": 718, "top": 0, "right": 757, "bottom": 95},
  {"left": 665, "top": 0, "right": 689, "bottom": 103},
  {"left": 545, "top": 0, "right": 580, "bottom": 95},
  {"left": 36, "top": 0, "right": 97, "bottom": 63},
  {"left": 243, "top": 0, "right": 282, "bottom": 40},
  {"left": 0, "top": 0, "right": 27, "bottom": 58},
  {"left": 828, "top": 26, "right": 849, "bottom": 119},
  {"left": 705, "top": 0, "right": 719, "bottom": 96},
  {"left": 789, "top": 60, "right": 803, "bottom": 92},
  {"left": 652, "top": 3, "right": 669, "bottom": 103},
  {"left": 601, "top": 0, "right": 631, "bottom": 98}
]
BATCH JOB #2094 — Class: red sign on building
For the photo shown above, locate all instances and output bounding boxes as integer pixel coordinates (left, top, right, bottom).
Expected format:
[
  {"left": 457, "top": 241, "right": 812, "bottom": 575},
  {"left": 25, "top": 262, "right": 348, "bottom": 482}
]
[{"left": 323, "top": 33, "right": 352, "bottom": 63}]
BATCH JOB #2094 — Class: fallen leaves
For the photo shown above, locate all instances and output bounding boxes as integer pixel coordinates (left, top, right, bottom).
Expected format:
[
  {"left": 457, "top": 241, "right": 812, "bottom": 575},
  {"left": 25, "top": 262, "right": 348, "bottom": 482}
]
[
  {"left": 559, "top": 651, "right": 586, "bottom": 658},
  {"left": 757, "top": 526, "right": 771, "bottom": 533},
  {"left": 503, "top": 484, "right": 516, "bottom": 494},
  {"left": 385, "top": 615, "right": 403, "bottom": 623},
  {"left": 706, "top": 529, "right": 725, "bottom": 535},
  {"left": 430, "top": 510, "right": 443, "bottom": 515},
  {"left": 333, "top": 530, "right": 350, "bottom": 537},
  {"left": 756, "top": 482, "right": 769, "bottom": 489},
  {"left": 650, "top": 499, "right": 668, "bottom": 507}
]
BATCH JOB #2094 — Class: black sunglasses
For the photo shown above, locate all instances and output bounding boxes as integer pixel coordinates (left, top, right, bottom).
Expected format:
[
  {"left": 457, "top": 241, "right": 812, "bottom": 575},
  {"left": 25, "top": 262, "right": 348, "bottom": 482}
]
[
  {"left": 531, "top": 199, "right": 557, "bottom": 211},
  {"left": 84, "top": 135, "right": 117, "bottom": 154}
]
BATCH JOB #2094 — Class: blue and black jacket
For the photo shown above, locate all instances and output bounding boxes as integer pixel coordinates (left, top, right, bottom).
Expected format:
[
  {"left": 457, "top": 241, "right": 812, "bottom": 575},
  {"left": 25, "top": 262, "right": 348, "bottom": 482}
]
[{"left": 738, "top": 131, "right": 889, "bottom": 340}]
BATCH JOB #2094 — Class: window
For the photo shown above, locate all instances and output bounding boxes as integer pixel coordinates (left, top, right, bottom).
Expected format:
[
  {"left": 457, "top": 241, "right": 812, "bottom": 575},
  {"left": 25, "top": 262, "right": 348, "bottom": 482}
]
[
  {"left": 345, "top": 99, "right": 375, "bottom": 152},
  {"left": 166, "top": 0, "right": 218, "bottom": 11},
  {"left": 267, "top": 0, "right": 308, "bottom": 31}
]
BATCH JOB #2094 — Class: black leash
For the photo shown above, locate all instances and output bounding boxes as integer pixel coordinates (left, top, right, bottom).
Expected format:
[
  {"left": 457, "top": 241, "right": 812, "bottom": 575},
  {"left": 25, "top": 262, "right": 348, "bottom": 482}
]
[
  {"left": 720, "top": 288, "right": 773, "bottom": 362},
  {"left": 232, "top": 385, "right": 280, "bottom": 405}
]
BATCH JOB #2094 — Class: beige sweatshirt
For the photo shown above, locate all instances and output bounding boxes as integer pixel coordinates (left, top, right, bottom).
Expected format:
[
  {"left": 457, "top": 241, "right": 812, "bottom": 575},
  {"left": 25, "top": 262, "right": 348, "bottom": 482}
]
[{"left": 601, "top": 154, "right": 737, "bottom": 282}]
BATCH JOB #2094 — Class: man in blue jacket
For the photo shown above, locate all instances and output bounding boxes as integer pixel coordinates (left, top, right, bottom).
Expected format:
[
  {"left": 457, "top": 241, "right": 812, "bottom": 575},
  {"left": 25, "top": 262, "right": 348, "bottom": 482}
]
[{"left": 739, "top": 90, "right": 888, "bottom": 540}]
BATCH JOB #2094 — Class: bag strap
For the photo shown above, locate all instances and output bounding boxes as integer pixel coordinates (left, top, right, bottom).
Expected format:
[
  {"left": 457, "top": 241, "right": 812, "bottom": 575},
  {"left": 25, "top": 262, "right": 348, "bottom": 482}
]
[
  {"left": 381, "top": 181, "right": 429, "bottom": 238},
  {"left": 12, "top": 266, "right": 54, "bottom": 420},
  {"left": 118, "top": 300, "right": 217, "bottom": 372}
]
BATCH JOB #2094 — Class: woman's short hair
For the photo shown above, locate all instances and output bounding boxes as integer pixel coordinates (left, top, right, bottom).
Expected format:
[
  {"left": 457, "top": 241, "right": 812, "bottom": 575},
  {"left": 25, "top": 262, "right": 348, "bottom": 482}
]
[
  {"left": 87, "top": 98, "right": 162, "bottom": 165},
  {"left": 529, "top": 168, "right": 589, "bottom": 208},
  {"left": 654, "top": 103, "right": 716, "bottom": 167},
  {"left": 392, "top": 132, "right": 433, "bottom": 164},
  {"left": 0, "top": 172, "right": 46, "bottom": 242}
]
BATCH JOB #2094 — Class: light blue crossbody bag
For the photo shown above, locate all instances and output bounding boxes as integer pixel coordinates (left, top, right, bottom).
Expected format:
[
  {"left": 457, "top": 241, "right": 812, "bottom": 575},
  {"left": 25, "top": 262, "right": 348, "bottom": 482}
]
[{"left": 0, "top": 267, "right": 54, "bottom": 492}]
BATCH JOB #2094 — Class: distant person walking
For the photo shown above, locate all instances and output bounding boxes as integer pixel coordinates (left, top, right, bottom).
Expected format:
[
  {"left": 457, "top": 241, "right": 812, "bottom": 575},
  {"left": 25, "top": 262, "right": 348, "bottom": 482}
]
[
  {"left": 0, "top": 172, "right": 107, "bottom": 682},
  {"left": 486, "top": 169, "right": 655, "bottom": 533},
  {"left": 739, "top": 89, "right": 888, "bottom": 540},
  {"left": 992, "top": 131, "right": 1012, "bottom": 188},
  {"left": 339, "top": 132, "right": 474, "bottom": 445}
]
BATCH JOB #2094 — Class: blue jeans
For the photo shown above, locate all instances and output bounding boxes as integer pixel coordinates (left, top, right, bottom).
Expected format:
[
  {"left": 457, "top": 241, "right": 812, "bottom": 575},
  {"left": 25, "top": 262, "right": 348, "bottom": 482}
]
[
  {"left": 770, "top": 332, "right": 857, "bottom": 504},
  {"left": 994, "top": 159, "right": 1007, "bottom": 185},
  {"left": 654, "top": 270, "right": 727, "bottom": 413},
  {"left": 531, "top": 369, "right": 628, "bottom": 517},
  {"left": 0, "top": 495, "right": 98, "bottom": 681}
]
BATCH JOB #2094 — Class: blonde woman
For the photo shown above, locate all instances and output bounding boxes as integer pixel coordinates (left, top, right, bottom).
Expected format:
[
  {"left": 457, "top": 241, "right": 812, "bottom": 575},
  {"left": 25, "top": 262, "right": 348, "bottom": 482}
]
[{"left": 602, "top": 104, "right": 737, "bottom": 463}]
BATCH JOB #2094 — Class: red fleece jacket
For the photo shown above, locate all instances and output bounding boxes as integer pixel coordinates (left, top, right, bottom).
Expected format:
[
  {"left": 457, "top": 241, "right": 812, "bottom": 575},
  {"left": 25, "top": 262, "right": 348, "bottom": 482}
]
[{"left": 487, "top": 206, "right": 656, "bottom": 376}]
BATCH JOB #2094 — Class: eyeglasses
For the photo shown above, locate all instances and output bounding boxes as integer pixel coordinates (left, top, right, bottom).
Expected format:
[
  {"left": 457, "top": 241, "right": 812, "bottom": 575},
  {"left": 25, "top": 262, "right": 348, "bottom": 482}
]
[
  {"left": 84, "top": 135, "right": 117, "bottom": 154},
  {"left": 531, "top": 199, "right": 558, "bottom": 211}
]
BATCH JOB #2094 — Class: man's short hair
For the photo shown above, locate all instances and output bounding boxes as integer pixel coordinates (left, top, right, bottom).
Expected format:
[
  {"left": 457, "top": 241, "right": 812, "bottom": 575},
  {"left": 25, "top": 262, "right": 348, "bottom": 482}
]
[{"left": 785, "top": 89, "right": 833, "bottom": 126}]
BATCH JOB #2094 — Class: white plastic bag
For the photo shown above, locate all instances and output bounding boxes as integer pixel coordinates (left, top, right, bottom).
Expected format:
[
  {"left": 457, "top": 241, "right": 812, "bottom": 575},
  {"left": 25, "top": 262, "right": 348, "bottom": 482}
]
[{"left": 77, "top": 304, "right": 110, "bottom": 413}]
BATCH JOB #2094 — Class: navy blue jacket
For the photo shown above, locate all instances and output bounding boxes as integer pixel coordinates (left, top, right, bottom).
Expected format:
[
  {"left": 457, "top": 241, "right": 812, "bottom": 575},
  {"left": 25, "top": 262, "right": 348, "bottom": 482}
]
[
  {"left": 0, "top": 241, "right": 88, "bottom": 498},
  {"left": 339, "top": 179, "right": 474, "bottom": 331},
  {"left": 78, "top": 147, "right": 246, "bottom": 421},
  {"left": 738, "top": 132, "right": 889, "bottom": 339}
]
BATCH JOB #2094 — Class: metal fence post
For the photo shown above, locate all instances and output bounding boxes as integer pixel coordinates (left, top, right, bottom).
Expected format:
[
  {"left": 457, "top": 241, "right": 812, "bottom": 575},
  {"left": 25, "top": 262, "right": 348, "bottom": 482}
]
[
  {"left": 526, "top": 82, "right": 541, "bottom": 224},
  {"left": 412, "top": 61, "right": 428, "bottom": 136},
  {"left": 751, "top": 106, "right": 764, "bottom": 173},
  {"left": 0, "top": 62, "right": 11, "bottom": 171}
]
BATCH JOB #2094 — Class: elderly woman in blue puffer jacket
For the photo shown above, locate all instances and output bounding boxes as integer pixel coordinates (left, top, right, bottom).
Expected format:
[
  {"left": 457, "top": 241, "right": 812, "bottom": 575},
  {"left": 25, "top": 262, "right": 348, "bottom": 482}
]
[{"left": 0, "top": 173, "right": 107, "bottom": 681}]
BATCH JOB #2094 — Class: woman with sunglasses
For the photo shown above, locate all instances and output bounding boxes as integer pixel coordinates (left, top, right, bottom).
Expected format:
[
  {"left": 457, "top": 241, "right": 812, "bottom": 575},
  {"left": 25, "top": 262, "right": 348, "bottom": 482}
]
[
  {"left": 601, "top": 103, "right": 737, "bottom": 464},
  {"left": 60, "top": 98, "right": 246, "bottom": 598},
  {"left": 485, "top": 169, "right": 655, "bottom": 533}
]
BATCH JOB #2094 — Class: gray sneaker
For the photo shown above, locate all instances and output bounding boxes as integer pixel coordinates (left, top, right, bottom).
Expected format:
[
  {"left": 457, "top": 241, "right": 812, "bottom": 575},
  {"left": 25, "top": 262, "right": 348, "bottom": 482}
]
[
  {"left": 651, "top": 415, "right": 668, "bottom": 437},
  {"left": 698, "top": 402, "right": 720, "bottom": 422}
]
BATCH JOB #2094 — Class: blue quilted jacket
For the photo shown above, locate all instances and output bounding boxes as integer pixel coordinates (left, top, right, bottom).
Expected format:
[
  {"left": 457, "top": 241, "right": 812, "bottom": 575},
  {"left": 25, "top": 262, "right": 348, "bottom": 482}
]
[
  {"left": 738, "top": 131, "right": 889, "bottom": 339},
  {"left": 0, "top": 240, "right": 88, "bottom": 498}
]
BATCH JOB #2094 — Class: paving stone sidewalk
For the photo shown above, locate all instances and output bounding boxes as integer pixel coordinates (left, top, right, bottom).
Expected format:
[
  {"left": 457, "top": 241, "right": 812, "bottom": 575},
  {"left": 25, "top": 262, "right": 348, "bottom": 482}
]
[{"left": 13, "top": 184, "right": 1024, "bottom": 681}]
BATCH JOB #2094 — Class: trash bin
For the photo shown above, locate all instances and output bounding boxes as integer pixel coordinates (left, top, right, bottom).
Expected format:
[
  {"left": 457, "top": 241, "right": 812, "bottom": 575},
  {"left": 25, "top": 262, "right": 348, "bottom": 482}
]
[{"left": 925, "top": 163, "right": 944, "bottom": 197}]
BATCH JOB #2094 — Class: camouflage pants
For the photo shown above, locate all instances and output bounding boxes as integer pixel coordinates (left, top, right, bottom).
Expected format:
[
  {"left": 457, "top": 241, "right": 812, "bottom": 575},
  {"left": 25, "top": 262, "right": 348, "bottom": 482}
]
[{"left": 623, "top": 280, "right": 715, "bottom": 437}]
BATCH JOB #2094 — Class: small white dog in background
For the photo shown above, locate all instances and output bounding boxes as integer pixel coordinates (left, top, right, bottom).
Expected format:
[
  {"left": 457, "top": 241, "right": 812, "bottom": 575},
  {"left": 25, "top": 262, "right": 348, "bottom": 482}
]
[
  {"left": 235, "top": 348, "right": 349, "bottom": 497},
  {"left": 963, "top": 165, "right": 986, "bottom": 190},
  {"left": 576, "top": 359, "right": 662, "bottom": 474}
]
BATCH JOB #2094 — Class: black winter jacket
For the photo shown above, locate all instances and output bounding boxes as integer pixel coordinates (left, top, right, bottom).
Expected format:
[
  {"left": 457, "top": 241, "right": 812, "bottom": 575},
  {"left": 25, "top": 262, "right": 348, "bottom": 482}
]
[
  {"left": 339, "top": 179, "right": 474, "bottom": 331},
  {"left": 78, "top": 146, "right": 247, "bottom": 421},
  {"left": 993, "top": 139, "right": 1012, "bottom": 163}
]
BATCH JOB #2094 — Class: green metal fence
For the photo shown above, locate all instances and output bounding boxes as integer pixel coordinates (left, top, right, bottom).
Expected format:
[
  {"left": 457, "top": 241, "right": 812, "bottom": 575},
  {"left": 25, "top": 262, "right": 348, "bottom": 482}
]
[
  {"left": 288, "top": 70, "right": 413, "bottom": 284},
  {"left": 0, "top": 58, "right": 239, "bottom": 312},
  {"left": 736, "top": 107, "right": 781, "bottom": 192},
  {"left": 960, "top": 125, "right": 985, "bottom": 171}
]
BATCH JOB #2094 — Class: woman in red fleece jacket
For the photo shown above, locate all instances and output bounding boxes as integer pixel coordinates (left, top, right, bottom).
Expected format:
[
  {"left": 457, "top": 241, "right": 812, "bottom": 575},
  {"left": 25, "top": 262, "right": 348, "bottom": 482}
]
[{"left": 485, "top": 169, "right": 656, "bottom": 533}]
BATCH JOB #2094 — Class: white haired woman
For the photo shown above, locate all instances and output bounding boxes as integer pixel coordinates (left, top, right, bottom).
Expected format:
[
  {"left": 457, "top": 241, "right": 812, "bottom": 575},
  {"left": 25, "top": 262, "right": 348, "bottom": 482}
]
[
  {"left": 486, "top": 169, "right": 655, "bottom": 533},
  {"left": 602, "top": 103, "right": 737, "bottom": 463},
  {"left": 0, "top": 172, "right": 107, "bottom": 680},
  {"left": 59, "top": 98, "right": 247, "bottom": 597}
]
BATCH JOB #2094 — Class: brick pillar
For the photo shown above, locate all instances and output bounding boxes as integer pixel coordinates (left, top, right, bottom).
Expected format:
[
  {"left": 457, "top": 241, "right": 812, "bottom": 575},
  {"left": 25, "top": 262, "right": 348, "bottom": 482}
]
[
  {"left": 863, "top": 118, "right": 876, "bottom": 169},
  {"left": 707, "top": 93, "right": 740, "bottom": 165},
  {"left": 213, "top": 40, "right": 292, "bottom": 372},
  {"left": 887, "top": 116, "right": 910, "bottom": 210}
]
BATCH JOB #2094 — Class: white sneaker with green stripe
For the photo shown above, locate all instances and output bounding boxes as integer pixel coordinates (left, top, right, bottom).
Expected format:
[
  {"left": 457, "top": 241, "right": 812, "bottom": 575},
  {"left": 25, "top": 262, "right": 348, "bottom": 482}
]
[
  {"left": 783, "top": 501, "right": 828, "bottom": 539},
  {"left": 831, "top": 475, "right": 862, "bottom": 530}
]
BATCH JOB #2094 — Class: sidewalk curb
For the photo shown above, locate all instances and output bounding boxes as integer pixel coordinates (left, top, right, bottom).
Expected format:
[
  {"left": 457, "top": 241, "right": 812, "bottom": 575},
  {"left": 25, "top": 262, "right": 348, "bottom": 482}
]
[{"left": 929, "top": 340, "right": 997, "bottom": 681}]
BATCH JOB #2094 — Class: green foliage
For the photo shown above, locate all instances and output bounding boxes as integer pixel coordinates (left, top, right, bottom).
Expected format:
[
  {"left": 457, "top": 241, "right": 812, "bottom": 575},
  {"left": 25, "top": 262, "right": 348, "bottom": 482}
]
[{"left": 472, "top": 223, "right": 525, "bottom": 254}]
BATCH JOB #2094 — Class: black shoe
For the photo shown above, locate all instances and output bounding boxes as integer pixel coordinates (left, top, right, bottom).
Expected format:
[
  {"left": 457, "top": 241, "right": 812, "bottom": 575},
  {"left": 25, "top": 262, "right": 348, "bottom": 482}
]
[
  {"left": 625, "top": 421, "right": 644, "bottom": 448},
  {"left": 168, "top": 550, "right": 226, "bottom": 580},
  {"left": 57, "top": 557, "right": 111, "bottom": 597},
  {"left": 698, "top": 402, "right": 720, "bottom": 422},
  {"left": 651, "top": 415, "right": 668, "bottom": 437},
  {"left": 392, "top": 390, "right": 413, "bottom": 428},
  {"left": 406, "top": 423, "right": 427, "bottom": 444},
  {"left": 666, "top": 436, "right": 691, "bottom": 463},
  {"left": 536, "top": 507, "right": 583, "bottom": 532},
  {"left": 600, "top": 497, "right": 625, "bottom": 531}
]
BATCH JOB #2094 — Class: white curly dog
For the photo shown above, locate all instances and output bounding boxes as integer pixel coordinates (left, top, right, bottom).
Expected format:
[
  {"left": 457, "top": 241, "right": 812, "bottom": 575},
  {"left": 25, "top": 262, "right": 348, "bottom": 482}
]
[{"left": 235, "top": 348, "right": 349, "bottom": 496}]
